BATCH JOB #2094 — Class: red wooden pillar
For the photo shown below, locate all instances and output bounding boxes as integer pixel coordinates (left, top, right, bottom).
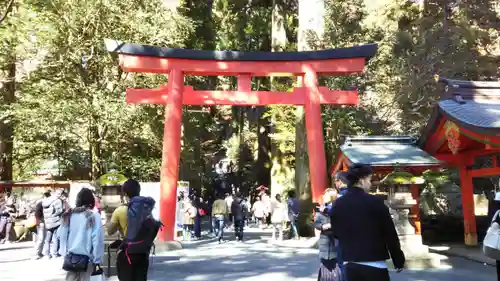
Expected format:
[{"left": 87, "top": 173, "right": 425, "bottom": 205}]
[
  {"left": 459, "top": 166, "right": 478, "bottom": 246},
  {"left": 303, "top": 66, "right": 328, "bottom": 202},
  {"left": 410, "top": 184, "right": 421, "bottom": 235},
  {"left": 159, "top": 69, "right": 184, "bottom": 241}
]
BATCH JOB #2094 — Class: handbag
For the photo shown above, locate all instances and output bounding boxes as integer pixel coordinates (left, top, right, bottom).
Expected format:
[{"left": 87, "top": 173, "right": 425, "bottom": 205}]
[
  {"left": 483, "top": 210, "right": 500, "bottom": 260},
  {"left": 90, "top": 266, "right": 106, "bottom": 281},
  {"left": 62, "top": 213, "right": 90, "bottom": 272}
]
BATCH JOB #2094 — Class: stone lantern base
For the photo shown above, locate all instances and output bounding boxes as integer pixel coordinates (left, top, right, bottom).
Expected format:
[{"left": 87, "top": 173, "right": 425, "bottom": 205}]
[{"left": 386, "top": 194, "right": 444, "bottom": 269}]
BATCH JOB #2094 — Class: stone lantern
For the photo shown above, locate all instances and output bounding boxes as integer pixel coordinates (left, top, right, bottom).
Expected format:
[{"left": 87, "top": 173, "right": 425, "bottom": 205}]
[
  {"left": 98, "top": 171, "right": 127, "bottom": 215},
  {"left": 381, "top": 170, "right": 441, "bottom": 268}
]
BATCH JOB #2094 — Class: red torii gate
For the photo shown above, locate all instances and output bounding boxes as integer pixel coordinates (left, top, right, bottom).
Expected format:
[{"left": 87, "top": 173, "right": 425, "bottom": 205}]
[{"left": 106, "top": 40, "right": 377, "bottom": 241}]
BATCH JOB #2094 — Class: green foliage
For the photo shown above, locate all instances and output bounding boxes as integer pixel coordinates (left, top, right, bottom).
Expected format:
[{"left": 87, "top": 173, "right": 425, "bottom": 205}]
[
  {"left": 1, "top": 0, "right": 498, "bottom": 208},
  {"left": 10, "top": 0, "right": 193, "bottom": 180}
]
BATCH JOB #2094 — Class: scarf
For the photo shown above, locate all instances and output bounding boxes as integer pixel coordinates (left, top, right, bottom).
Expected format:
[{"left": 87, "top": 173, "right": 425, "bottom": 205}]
[{"left": 62, "top": 206, "right": 95, "bottom": 228}]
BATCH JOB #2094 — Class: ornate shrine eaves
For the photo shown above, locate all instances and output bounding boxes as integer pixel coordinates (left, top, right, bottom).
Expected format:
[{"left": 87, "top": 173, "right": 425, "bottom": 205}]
[
  {"left": 420, "top": 76, "right": 500, "bottom": 141},
  {"left": 105, "top": 39, "right": 377, "bottom": 62},
  {"left": 340, "top": 136, "right": 441, "bottom": 167}
]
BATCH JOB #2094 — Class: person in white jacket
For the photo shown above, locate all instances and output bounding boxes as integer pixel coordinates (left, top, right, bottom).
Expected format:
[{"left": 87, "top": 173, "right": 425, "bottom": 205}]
[{"left": 270, "top": 194, "right": 287, "bottom": 241}]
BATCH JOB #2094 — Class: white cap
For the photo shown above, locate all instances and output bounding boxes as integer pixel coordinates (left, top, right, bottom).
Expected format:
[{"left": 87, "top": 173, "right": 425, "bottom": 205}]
[{"left": 494, "top": 192, "right": 500, "bottom": 201}]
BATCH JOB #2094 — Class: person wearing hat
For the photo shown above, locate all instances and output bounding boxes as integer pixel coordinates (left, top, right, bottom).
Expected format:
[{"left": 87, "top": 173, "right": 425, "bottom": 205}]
[{"left": 42, "top": 188, "right": 65, "bottom": 258}]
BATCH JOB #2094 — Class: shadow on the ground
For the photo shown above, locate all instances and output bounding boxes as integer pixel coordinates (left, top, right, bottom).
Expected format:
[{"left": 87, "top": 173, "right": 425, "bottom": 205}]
[{"left": 147, "top": 239, "right": 319, "bottom": 281}]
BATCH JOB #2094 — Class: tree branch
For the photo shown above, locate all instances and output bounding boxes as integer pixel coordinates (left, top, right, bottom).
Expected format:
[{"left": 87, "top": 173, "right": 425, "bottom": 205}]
[{"left": 0, "top": 0, "right": 15, "bottom": 25}]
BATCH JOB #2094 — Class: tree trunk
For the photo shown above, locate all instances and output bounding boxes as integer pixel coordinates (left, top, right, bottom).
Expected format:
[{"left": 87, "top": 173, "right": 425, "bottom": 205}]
[
  {"left": 89, "top": 114, "right": 102, "bottom": 180},
  {"left": 270, "top": 0, "right": 290, "bottom": 198},
  {"left": 0, "top": 58, "right": 15, "bottom": 181},
  {"left": 296, "top": 0, "right": 324, "bottom": 237}
]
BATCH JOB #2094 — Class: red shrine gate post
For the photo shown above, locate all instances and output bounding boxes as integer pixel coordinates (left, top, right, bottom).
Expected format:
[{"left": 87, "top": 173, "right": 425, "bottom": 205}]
[{"left": 106, "top": 39, "right": 377, "bottom": 241}]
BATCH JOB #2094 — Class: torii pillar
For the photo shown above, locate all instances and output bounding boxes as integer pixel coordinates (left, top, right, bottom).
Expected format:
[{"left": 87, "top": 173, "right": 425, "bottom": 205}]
[{"left": 106, "top": 39, "right": 377, "bottom": 241}]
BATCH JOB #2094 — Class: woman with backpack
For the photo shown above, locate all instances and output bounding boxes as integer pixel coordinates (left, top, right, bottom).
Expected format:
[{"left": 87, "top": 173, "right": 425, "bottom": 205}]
[{"left": 58, "top": 188, "right": 104, "bottom": 281}]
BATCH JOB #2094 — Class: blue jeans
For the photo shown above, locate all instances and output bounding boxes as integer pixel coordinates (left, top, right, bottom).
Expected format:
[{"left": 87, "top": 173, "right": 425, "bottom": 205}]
[
  {"left": 214, "top": 215, "right": 225, "bottom": 241},
  {"left": 35, "top": 224, "right": 46, "bottom": 256},
  {"left": 43, "top": 226, "right": 59, "bottom": 257}
]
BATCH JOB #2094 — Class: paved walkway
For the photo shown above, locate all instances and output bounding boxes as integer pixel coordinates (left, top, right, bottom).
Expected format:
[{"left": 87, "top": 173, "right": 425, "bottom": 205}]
[{"left": 0, "top": 238, "right": 496, "bottom": 281}]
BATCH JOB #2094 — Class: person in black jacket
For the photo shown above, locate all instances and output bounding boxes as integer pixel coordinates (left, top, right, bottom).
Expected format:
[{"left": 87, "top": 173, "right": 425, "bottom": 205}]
[
  {"left": 330, "top": 164, "right": 405, "bottom": 281},
  {"left": 231, "top": 192, "right": 247, "bottom": 242}
]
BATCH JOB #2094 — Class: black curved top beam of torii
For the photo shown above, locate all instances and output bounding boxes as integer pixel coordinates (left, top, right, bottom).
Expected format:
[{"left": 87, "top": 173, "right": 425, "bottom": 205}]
[{"left": 104, "top": 39, "right": 378, "bottom": 62}]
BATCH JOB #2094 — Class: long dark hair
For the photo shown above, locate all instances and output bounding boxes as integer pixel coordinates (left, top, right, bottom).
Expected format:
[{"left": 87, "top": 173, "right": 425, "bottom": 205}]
[
  {"left": 345, "top": 164, "right": 373, "bottom": 188},
  {"left": 76, "top": 188, "right": 95, "bottom": 209}
]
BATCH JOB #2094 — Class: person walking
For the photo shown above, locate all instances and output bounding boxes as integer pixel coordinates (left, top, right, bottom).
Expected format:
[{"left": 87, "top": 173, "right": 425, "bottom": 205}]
[
  {"left": 252, "top": 197, "right": 265, "bottom": 229},
  {"left": 32, "top": 191, "right": 51, "bottom": 259},
  {"left": 42, "top": 188, "right": 65, "bottom": 258},
  {"left": 0, "top": 188, "right": 17, "bottom": 244},
  {"left": 231, "top": 192, "right": 247, "bottom": 242},
  {"left": 107, "top": 179, "right": 161, "bottom": 281},
  {"left": 313, "top": 188, "right": 342, "bottom": 281},
  {"left": 58, "top": 188, "right": 104, "bottom": 281},
  {"left": 260, "top": 190, "right": 271, "bottom": 228},
  {"left": 212, "top": 193, "right": 228, "bottom": 243},
  {"left": 193, "top": 197, "right": 202, "bottom": 239},
  {"left": 182, "top": 197, "right": 196, "bottom": 241},
  {"left": 330, "top": 164, "right": 405, "bottom": 281},
  {"left": 270, "top": 194, "right": 286, "bottom": 241},
  {"left": 287, "top": 190, "right": 300, "bottom": 240},
  {"left": 224, "top": 193, "right": 234, "bottom": 228}
]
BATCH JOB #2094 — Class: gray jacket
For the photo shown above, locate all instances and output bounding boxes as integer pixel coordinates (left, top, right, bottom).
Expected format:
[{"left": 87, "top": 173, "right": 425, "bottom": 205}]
[
  {"left": 312, "top": 211, "right": 337, "bottom": 260},
  {"left": 42, "top": 196, "right": 64, "bottom": 229}
]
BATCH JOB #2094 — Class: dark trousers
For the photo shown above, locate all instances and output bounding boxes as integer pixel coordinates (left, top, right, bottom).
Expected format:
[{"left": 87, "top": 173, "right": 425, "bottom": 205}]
[
  {"left": 43, "top": 226, "right": 60, "bottom": 257},
  {"left": 496, "top": 260, "right": 500, "bottom": 281},
  {"left": 234, "top": 219, "right": 244, "bottom": 241},
  {"left": 345, "top": 263, "right": 390, "bottom": 281},
  {"left": 117, "top": 251, "right": 149, "bottom": 281},
  {"left": 194, "top": 215, "right": 201, "bottom": 238},
  {"left": 0, "top": 216, "right": 13, "bottom": 242}
]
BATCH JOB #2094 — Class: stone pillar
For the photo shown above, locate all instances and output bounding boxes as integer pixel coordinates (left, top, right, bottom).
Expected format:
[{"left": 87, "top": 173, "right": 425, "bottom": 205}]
[{"left": 459, "top": 166, "right": 478, "bottom": 246}]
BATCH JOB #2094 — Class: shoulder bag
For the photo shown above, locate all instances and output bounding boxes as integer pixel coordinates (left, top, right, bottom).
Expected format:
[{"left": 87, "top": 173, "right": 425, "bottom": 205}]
[
  {"left": 62, "top": 212, "right": 90, "bottom": 272},
  {"left": 483, "top": 209, "right": 500, "bottom": 260}
]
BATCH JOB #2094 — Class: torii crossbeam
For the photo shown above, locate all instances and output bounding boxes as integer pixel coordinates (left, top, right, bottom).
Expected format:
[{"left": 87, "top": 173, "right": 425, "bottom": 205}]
[{"left": 106, "top": 39, "right": 377, "bottom": 241}]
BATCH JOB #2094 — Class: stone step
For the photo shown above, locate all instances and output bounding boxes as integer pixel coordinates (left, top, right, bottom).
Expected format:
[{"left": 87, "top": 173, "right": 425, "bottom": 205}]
[{"left": 385, "top": 252, "right": 448, "bottom": 270}]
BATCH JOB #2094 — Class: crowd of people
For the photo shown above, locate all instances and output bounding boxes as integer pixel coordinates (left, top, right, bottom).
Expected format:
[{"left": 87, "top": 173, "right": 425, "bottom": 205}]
[
  {"left": 175, "top": 184, "right": 300, "bottom": 244},
  {"left": 0, "top": 163, "right": 412, "bottom": 281},
  {"left": 0, "top": 179, "right": 159, "bottom": 281}
]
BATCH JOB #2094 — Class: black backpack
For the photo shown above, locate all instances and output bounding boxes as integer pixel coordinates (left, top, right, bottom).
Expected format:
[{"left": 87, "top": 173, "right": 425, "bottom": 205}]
[
  {"left": 123, "top": 216, "right": 163, "bottom": 254},
  {"left": 121, "top": 196, "right": 163, "bottom": 255}
]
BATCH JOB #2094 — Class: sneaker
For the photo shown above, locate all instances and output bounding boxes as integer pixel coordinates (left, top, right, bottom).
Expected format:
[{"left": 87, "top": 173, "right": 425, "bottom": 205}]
[{"left": 32, "top": 255, "right": 43, "bottom": 260}]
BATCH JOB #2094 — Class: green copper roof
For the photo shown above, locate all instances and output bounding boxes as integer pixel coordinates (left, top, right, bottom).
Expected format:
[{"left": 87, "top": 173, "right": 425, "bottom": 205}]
[{"left": 341, "top": 136, "right": 441, "bottom": 167}]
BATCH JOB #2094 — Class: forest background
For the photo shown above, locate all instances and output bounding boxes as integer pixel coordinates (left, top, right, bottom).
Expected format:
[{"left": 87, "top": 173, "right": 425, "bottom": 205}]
[{"left": 0, "top": 0, "right": 499, "bottom": 219}]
